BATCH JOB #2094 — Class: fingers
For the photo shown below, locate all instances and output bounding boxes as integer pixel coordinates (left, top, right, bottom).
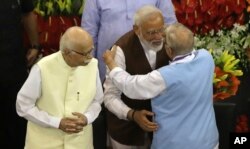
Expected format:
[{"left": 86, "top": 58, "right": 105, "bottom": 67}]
[
  {"left": 59, "top": 117, "right": 85, "bottom": 134},
  {"left": 137, "top": 116, "right": 158, "bottom": 132},
  {"left": 65, "top": 126, "right": 83, "bottom": 134},
  {"left": 142, "top": 110, "right": 155, "bottom": 116},
  {"left": 134, "top": 110, "right": 158, "bottom": 132},
  {"left": 102, "top": 50, "right": 112, "bottom": 64},
  {"left": 111, "top": 45, "right": 117, "bottom": 51},
  {"left": 72, "top": 112, "right": 87, "bottom": 126},
  {"left": 103, "top": 45, "right": 117, "bottom": 59},
  {"left": 102, "top": 47, "right": 118, "bottom": 70},
  {"left": 72, "top": 112, "right": 82, "bottom": 118},
  {"left": 141, "top": 118, "right": 158, "bottom": 132},
  {"left": 111, "top": 45, "right": 118, "bottom": 60},
  {"left": 143, "top": 121, "right": 158, "bottom": 131},
  {"left": 141, "top": 123, "right": 158, "bottom": 132},
  {"left": 111, "top": 45, "right": 117, "bottom": 55}
]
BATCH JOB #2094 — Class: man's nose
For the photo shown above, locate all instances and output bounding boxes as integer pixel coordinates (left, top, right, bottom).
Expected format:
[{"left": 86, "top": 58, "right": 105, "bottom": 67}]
[{"left": 152, "top": 32, "right": 163, "bottom": 40}]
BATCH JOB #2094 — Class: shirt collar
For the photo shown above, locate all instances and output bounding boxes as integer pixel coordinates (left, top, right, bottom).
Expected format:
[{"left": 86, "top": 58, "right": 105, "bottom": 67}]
[{"left": 170, "top": 49, "right": 196, "bottom": 65}]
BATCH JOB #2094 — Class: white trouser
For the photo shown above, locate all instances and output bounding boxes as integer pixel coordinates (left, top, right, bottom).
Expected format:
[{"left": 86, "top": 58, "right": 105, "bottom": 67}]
[
  {"left": 214, "top": 143, "right": 219, "bottom": 149},
  {"left": 109, "top": 135, "right": 150, "bottom": 149}
]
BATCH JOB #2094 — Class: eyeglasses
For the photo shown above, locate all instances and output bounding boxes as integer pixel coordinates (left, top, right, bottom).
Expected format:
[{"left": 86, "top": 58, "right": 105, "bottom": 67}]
[
  {"left": 71, "top": 48, "right": 93, "bottom": 57},
  {"left": 145, "top": 27, "right": 165, "bottom": 37}
]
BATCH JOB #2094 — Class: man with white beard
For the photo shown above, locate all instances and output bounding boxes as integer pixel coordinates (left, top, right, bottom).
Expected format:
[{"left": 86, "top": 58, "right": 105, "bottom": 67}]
[{"left": 103, "top": 5, "right": 172, "bottom": 149}]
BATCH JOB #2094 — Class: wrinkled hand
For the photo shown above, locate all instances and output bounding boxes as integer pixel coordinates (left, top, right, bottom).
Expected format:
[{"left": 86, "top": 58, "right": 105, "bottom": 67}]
[
  {"left": 134, "top": 110, "right": 158, "bottom": 132},
  {"left": 26, "top": 48, "right": 39, "bottom": 67},
  {"left": 59, "top": 112, "right": 87, "bottom": 134},
  {"left": 102, "top": 45, "right": 117, "bottom": 70},
  {"left": 72, "top": 112, "right": 88, "bottom": 127}
]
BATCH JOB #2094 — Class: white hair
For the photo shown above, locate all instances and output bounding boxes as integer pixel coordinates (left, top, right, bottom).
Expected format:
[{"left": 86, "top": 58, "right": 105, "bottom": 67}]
[
  {"left": 59, "top": 26, "right": 86, "bottom": 52},
  {"left": 165, "top": 23, "right": 194, "bottom": 55},
  {"left": 134, "top": 5, "right": 163, "bottom": 26}
]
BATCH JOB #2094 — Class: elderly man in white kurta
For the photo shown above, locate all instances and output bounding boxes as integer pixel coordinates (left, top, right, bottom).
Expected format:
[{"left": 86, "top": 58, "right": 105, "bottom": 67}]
[{"left": 16, "top": 26, "right": 103, "bottom": 149}]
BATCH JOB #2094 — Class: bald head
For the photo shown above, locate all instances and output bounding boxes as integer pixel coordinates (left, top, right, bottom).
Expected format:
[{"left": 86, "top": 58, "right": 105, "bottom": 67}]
[
  {"left": 134, "top": 5, "right": 164, "bottom": 26},
  {"left": 60, "top": 26, "right": 93, "bottom": 54},
  {"left": 164, "top": 23, "right": 194, "bottom": 56}
]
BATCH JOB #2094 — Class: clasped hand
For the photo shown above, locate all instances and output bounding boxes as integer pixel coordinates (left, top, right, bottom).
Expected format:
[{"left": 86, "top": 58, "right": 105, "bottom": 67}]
[{"left": 59, "top": 112, "right": 87, "bottom": 134}]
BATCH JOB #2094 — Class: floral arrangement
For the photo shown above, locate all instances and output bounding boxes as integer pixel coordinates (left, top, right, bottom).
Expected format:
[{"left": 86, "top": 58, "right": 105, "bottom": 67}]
[
  {"left": 23, "top": 0, "right": 85, "bottom": 56},
  {"left": 212, "top": 50, "right": 243, "bottom": 100},
  {"left": 195, "top": 23, "right": 250, "bottom": 71},
  {"left": 194, "top": 23, "right": 250, "bottom": 100},
  {"left": 172, "top": 0, "right": 246, "bottom": 34},
  {"left": 34, "top": 0, "right": 85, "bottom": 16}
]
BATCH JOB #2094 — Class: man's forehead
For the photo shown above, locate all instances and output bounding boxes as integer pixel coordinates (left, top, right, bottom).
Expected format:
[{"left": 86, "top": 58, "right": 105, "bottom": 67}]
[{"left": 141, "top": 24, "right": 164, "bottom": 31}]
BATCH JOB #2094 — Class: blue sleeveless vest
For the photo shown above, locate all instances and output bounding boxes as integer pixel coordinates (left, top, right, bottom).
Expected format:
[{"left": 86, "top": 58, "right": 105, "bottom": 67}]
[{"left": 152, "top": 49, "right": 218, "bottom": 149}]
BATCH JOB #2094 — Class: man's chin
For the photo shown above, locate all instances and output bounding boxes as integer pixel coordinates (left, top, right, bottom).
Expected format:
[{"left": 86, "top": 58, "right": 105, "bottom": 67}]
[
  {"left": 151, "top": 47, "right": 162, "bottom": 52},
  {"left": 151, "top": 44, "right": 163, "bottom": 52},
  {"left": 82, "top": 62, "right": 90, "bottom": 66}
]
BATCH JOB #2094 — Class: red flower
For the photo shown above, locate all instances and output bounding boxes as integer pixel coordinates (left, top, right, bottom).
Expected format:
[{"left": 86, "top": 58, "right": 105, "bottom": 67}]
[
  {"left": 235, "top": 114, "right": 249, "bottom": 132},
  {"left": 181, "top": 0, "right": 198, "bottom": 13},
  {"left": 235, "top": 12, "right": 245, "bottom": 25},
  {"left": 213, "top": 67, "right": 241, "bottom": 101},
  {"left": 213, "top": 92, "right": 231, "bottom": 100},
  {"left": 228, "top": 0, "right": 246, "bottom": 14},
  {"left": 224, "top": 16, "right": 236, "bottom": 28},
  {"left": 37, "top": 15, "right": 81, "bottom": 56},
  {"left": 199, "top": 0, "right": 213, "bottom": 13},
  {"left": 172, "top": 0, "right": 246, "bottom": 34}
]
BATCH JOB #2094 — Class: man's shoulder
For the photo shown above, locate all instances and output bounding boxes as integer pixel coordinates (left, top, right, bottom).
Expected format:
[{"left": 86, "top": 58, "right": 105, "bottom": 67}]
[
  {"left": 115, "top": 30, "right": 137, "bottom": 47},
  {"left": 197, "top": 49, "right": 209, "bottom": 54},
  {"left": 37, "top": 51, "right": 60, "bottom": 65},
  {"left": 196, "top": 49, "right": 213, "bottom": 60},
  {"left": 90, "top": 58, "right": 98, "bottom": 64}
]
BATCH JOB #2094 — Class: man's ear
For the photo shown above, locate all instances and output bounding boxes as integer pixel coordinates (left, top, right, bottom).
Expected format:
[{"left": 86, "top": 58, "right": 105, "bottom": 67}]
[
  {"left": 62, "top": 49, "right": 70, "bottom": 55},
  {"left": 133, "top": 25, "right": 140, "bottom": 36},
  {"left": 166, "top": 47, "right": 173, "bottom": 60}
]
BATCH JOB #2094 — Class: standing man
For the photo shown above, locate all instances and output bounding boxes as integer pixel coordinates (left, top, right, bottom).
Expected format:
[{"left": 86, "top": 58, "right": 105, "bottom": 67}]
[
  {"left": 104, "top": 5, "right": 172, "bottom": 149},
  {"left": 82, "top": 1, "right": 177, "bottom": 148},
  {"left": 16, "top": 26, "right": 103, "bottom": 149},
  {"left": 0, "top": 0, "right": 40, "bottom": 148},
  {"left": 82, "top": 0, "right": 177, "bottom": 82},
  {"left": 103, "top": 23, "right": 219, "bottom": 149}
]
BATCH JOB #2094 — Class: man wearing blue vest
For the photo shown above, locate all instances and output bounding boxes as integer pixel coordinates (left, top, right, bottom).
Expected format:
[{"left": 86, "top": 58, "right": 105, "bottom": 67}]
[
  {"left": 103, "top": 23, "right": 219, "bottom": 149},
  {"left": 16, "top": 26, "right": 103, "bottom": 149}
]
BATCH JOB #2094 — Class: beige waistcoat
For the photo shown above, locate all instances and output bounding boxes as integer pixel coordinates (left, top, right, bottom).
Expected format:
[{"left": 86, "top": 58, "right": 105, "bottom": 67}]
[{"left": 25, "top": 51, "right": 97, "bottom": 149}]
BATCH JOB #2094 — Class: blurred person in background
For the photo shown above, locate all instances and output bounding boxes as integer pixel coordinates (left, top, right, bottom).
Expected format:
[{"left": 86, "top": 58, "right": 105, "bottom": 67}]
[{"left": 0, "top": 0, "right": 40, "bottom": 148}]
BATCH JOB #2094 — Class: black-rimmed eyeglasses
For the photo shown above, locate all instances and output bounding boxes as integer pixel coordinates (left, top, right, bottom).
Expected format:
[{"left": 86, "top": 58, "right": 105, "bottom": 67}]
[{"left": 71, "top": 48, "right": 93, "bottom": 57}]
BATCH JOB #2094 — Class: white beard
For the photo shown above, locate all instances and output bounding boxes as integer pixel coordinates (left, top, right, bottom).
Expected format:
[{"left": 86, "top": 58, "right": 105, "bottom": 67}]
[{"left": 138, "top": 34, "right": 163, "bottom": 52}]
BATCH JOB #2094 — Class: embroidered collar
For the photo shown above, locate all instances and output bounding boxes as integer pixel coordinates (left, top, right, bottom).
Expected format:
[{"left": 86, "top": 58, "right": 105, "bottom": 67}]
[{"left": 170, "top": 50, "right": 196, "bottom": 65}]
